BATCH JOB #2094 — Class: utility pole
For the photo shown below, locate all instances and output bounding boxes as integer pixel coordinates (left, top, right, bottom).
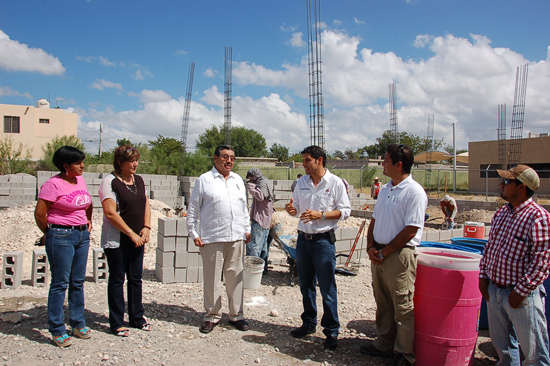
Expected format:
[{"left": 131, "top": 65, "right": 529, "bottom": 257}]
[
  {"left": 452, "top": 122, "right": 456, "bottom": 192},
  {"left": 99, "top": 123, "right": 103, "bottom": 156}
]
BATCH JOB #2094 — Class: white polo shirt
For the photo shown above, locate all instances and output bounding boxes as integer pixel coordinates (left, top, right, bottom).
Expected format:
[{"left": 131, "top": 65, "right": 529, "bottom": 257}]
[{"left": 372, "top": 175, "right": 427, "bottom": 246}]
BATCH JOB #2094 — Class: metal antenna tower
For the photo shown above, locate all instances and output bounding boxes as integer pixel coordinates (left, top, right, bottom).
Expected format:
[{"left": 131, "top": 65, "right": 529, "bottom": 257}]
[
  {"left": 497, "top": 104, "right": 507, "bottom": 169},
  {"left": 224, "top": 46, "right": 232, "bottom": 146},
  {"left": 307, "top": 0, "right": 325, "bottom": 149},
  {"left": 389, "top": 81, "right": 399, "bottom": 144},
  {"left": 509, "top": 64, "right": 528, "bottom": 166},
  {"left": 179, "top": 62, "right": 195, "bottom": 176},
  {"left": 424, "top": 113, "right": 434, "bottom": 188}
]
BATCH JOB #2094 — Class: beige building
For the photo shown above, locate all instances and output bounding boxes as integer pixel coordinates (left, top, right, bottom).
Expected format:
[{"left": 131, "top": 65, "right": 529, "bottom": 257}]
[
  {"left": 1, "top": 100, "right": 78, "bottom": 159},
  {"left": 469, "top": 135, "right": 550, "bottom": 196}
]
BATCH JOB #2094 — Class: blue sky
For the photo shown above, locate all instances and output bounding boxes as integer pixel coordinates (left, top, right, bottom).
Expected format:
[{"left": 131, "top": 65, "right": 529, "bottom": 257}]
[{"left": 1, "top": 0, "right": 549, "bottom": 155}]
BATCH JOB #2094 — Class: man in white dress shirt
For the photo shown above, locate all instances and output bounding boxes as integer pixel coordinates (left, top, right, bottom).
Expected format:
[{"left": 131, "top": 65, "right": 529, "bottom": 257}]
[{"left": 186, "top": 145, "right": 251, "bottom": 334}]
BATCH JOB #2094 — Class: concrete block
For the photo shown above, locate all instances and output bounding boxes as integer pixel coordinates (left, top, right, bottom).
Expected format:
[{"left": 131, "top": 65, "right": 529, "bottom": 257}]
[
  {"left": 187, "top": 237, "right": 200, "bottom": 253},
  {"left": 1, "top": 251, "right": 23, "bottom": 289},
  {"left": 424, "top": 230, "right": 440, "bottom": 242},
  {"left": 335, "top": 239, "right": 351, "bottom": 253},
  {"left": 175, "top": 251, "right": 188, "bottom": 268},
  {"left": 176, "top": 237, "right": 187, "bottom": 252},
  {"left": 157, "top": 233, "right": 176, "bottom": 252},
  {"left": 156, "top": 248, "right": 175, "bottom": 267},
  {"left": 158, "top": 217, "right": 177, "bottom": 236},
  {"left": 187, "top": 253, "right": 201, "bottom": 268},
  {"left": 439, "top": 229, "right": 452, "bottom": 241},
  {"left": 176, "top": 218, "right": 188, "bottom": 236},
  {"left": 174, "top": 268, "right": 187, "bottom": 282},
  {"left": 186, "top": 266, "right": 200, "bottom": 283},
  {"left": 155, "top": 264, "right": 174, "bottom": 284},
  {"left": 32, "top": 249, "right": 49, "bottom": 287},
  {"left": 93, "top": 248, "right": 108, "bottom": 283},
  {"left": 340, "top": 227, "right": 358, "bottom": 241},
  {"left": 451, "top": 228, "right": 463, "bottom": 238}
]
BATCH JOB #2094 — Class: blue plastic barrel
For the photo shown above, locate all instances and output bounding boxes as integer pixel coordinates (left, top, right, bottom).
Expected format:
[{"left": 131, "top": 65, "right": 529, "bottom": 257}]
[{"left": 420, "top": 241, "right": 482, "bottom": 255}]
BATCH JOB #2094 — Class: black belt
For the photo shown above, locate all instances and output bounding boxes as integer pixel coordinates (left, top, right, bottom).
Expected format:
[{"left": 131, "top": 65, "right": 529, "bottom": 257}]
[
  {"left": 491, "top": 280, "right": 515, "bottom": 290},
  {"left": 298, "top": 230, "right": 333, "bottom": 241},
  {"left": 50, "top": 224, "right": 88, "bottom": 231},
  {"left": 372, "top": 241, "right": 415, "bottom": 250}
]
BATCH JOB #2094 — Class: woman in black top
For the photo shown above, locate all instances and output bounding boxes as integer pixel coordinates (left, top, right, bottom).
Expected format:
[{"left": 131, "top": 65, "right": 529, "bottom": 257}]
[{"left": 98, "top": 145, "right": 152, "bottom": 336}]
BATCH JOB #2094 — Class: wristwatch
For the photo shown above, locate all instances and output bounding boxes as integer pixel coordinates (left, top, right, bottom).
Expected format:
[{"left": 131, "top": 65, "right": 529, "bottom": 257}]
[{"left": 321, "top": 211, "right": 326, "bottom": 220}]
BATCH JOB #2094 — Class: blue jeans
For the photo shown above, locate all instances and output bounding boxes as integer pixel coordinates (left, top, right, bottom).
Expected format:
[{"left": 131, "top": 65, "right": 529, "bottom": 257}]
[
  {"left": 246, "top": 220, "right": 270, "bottom": 271},
  {"left": 45, "top": 227, "right": 90, "bottom": 335},
  {"left": 487, "top": 283, "right": 550, "bottom": 366},
  {"left": 296, "top": 233, "right": 339, "bottom": 338}
]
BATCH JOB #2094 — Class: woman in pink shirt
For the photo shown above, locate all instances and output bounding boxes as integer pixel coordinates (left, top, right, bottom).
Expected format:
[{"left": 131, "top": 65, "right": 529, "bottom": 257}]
[{"left": 34, "top": 146, "right": 93, "bottom": 347}]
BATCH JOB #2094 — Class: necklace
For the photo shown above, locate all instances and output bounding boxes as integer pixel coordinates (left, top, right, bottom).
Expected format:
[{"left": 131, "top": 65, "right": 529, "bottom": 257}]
[{"left": 117, "top": 173, "right": 138, "bottom": 195}]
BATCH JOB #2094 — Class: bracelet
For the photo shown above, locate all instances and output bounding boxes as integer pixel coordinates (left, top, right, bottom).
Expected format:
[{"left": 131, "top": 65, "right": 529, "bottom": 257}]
[
  {"left": 127, "top": 229, "right": 133, "bottom": 236},
  {"left": 143, "top": 225, "right": 151, "bottom": 230},
  {"left": 367, "top": 246, "right": 374, "bottom": 251}
]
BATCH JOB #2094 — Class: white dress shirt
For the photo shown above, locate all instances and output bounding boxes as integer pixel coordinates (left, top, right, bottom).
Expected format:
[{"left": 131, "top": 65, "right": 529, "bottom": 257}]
[
  {"left": 186, "top": 167, "right": 251, "bottom": 244},
  {"left": 292, "top": 169, "right": 351, "bottom": 234}
]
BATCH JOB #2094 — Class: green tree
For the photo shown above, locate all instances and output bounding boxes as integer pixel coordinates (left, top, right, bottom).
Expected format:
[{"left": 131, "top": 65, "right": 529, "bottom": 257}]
[
  {"left": 332, "top": 150, "right": 346, "bottom": 159},
  {"left": 196, "top": 125, "right": 267, "bottom": 157},
  {"left": 38, "top": 135, "right": 85, "bottom": 171},
  {"left": 0, "top": 137, "right": 32, "bottom": 175},
  {"left": 117, "top": 138, "right": 133, "bottom": 147},
  {"left": 269, "top": 143, "right": 289, "bottom": 162},
  {"left": 362, "top": 130, "right": 445, "bottom": 158}
]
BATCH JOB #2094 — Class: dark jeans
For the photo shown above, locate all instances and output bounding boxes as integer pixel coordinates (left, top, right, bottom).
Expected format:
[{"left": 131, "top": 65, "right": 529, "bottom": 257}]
[
  {"left": 104, "top": 240, "right": 145, "bottom": 332},
  {"left": 296, "top": 233, "right": 339, "bottom": 338},
  {"left": 45, "top": 227, "right": 90, "bottom": 335}
]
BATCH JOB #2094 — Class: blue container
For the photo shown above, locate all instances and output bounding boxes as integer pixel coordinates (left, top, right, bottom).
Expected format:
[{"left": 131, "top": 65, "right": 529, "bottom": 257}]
[
  {"left": 419, "top": 241, "right": 482, "bottom": 255},
  {"left": 450, "top": 238, "right": 488, "bottom": 254}
]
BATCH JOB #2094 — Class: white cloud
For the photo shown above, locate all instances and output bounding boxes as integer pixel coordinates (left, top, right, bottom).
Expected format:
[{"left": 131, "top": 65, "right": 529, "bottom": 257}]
[
  {"left": 174, "top": 50, "right": 188, "bottom": 56},
  {"left": 414, "top": 34, "right": 433, "bottom": 48},
  {"left": 204, "top": 68, "right": 217, "bottom": 78},
  {"left": 0, "top": 86, "right": 32, "bottom": 100},
  {"left": 139, "top": 89, "right": 172, "bottom": 103},
  {"left": 90, "top": 78, "right": 124, "bottom": 92},
  {"left": 353, "top": 17, "right": 365, "bottom": 25},
  {"left": 98, "top": 56, "right": 115, "bottom": 67},
  {"left": 290, "top": 32, "right": 305, "bottom": 48},
  {"left": 333, "top": 20, "right": 343, "bottom": 26},
  {"left": 0, "top": 29, "right": 65, "bottom": 75},
  {"left": 129, "top": 64, "right": 153, "bottom": 81}
]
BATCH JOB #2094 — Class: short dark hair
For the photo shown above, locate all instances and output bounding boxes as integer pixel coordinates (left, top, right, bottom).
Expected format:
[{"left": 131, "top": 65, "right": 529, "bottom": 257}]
[
  {"left": 113, "top": 145, "right": 141, "bottom": 173},
  {"left": 214, "top": 145, "right": 234, "bottom": 157},
  {"left": 301, "top": 145, "right": 327, "bottom": 167},
  {"left": 52, "top": 146, "right": 85, "bottom": 172},
  {"left": 386, "top": 144, "right": 414, "bottom": 174}
]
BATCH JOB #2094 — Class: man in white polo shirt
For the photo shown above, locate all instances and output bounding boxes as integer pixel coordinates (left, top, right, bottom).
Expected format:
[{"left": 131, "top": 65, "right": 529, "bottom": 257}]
[{"left": 360, "top": 144, "right": 427, "bottom": 366}]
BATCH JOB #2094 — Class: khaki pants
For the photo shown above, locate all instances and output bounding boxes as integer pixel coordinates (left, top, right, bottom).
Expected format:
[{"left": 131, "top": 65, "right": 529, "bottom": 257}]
[
  {"left": 371, "top": 247, "right": 417, "bottom": 364},
  {"left": 200, "top": 241, "right": 245, "bottom": 323}
]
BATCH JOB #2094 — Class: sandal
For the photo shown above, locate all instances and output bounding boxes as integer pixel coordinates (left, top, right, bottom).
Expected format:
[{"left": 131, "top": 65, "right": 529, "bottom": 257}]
[
  {"left": 72, "top": 326, "right": 92, "bottom": 339},
  {"left": 114, "top": 328, "right": 130, "bottom": 337},
  {"left": 139, "top": 323, "right": 152, "bottom": 331},
  {"left": 52, "top": 333, "right": 72, "bottom": 347}
]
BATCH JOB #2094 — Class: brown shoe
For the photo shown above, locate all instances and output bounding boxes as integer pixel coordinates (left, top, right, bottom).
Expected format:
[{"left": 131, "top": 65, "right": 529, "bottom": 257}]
[
  {"left": 199, "top": 321, "right": 217, "bottom": 334},
  {"left": 228, "top": 319, "right": 250, "bottom": 331}
]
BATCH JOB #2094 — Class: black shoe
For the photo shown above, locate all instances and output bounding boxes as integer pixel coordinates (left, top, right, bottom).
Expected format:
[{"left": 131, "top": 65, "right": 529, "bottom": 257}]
[
  {"left": 199, "top": 321, "right": 217, "bottom": 334},
  {"left": 359, "top": 342, "right": 394, "bottom": 357},
  {"left": 323, "top": 335, "right": 338, "bottom": 350},
  {"left": 391, "top": 354, "right": 412, "bottom": 366},
  {"left": 229, "top": 319, "right": 250, "bottom": 331},
  {"left": 290, "top": 325, "right": 316, "bottom": 338}
]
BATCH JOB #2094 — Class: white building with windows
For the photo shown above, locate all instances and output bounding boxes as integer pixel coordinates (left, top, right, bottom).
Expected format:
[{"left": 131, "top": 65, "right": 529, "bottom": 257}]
[{"left": 1, "top": 100, "right": 78, "bottom": 159}]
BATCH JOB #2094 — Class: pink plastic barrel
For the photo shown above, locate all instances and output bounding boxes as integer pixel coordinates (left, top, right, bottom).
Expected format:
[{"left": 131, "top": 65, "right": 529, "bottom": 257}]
[
  {"left": 463, "top": 221, "right": 485, "bottom": 239},
  {"left": 414, "top": 248, "right": 482, "bottom": 366}
]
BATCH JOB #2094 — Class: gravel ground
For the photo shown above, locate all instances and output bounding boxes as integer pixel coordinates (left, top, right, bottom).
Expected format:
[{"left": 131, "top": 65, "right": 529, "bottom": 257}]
[{"left": 0, "top": 203, "right": 498, "bottom": 366}]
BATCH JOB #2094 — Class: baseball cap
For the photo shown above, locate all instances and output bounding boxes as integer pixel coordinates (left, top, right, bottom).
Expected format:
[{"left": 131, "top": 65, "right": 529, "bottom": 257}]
[
  {"left": 374, "top": 176, "right": 379, "bottom": 180},
  {"left": 497, "top": 164, "right": 540, "bottom": 191}
]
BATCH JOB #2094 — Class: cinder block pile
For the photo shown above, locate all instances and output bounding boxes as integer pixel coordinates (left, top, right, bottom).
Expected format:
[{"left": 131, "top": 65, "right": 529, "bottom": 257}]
[
  {"left": 179, "top": 176, "right": 197, "bottom": 210},
  {"left": 0, "top": 174, "right": 36, "bottom": 208},
  {"left": 155, "top": 217, "right": 202, "bottom": 284},
  {"left": 142, "top": 174, "right": 180, "bottom": 208}
]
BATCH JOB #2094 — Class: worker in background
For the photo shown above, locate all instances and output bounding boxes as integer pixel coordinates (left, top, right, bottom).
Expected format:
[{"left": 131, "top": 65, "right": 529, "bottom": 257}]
[
  {"left": 371, "top": 177, "right": 381, "bottom": 199},
  {"left": 479, "top": 165, "right": 550, "bottom": 365},
  {"left": 291, "top": 173, "right": 302, "bottom": 193},
  {"left": 440, "top": 195, "right": 457, "bottom": 229},
  {"left": 245, "top": 167, "right": 274, "bottom": 275}
]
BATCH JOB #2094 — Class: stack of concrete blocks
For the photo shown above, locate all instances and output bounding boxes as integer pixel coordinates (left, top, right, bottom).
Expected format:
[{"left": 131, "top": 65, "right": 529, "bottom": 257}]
[
  {"left": 272, "top": 180, "right": 293, "bottom": 209},
  {"left": 334, "top": 227, "right": 364, "bottom": 265},
  {"left": 141, "top": 174, "right": 181, "bottom": 209},
  {"left": 85, "top": 173, "right": 105, "bottom": 214},
  {"left": 155, "top": 217, "right": 203, "bottom": 284},
  {"left": 93, "top": 248, "right": 108, "bottom": 283},
  {"left": 1, "top": 251, "right": 23, "bottom": 289},
  {"left": 347, "top": 187, "right": 370, "bottom": 209},
  {"left": 427, "top": 198, "right": 498, "bottom": 216},
  {"left": 31, "top": 248, "right": 49, "bottom": 287},
  {"left": 179, "top": 176, "right": 197, "bottom": 210},
  {"left": 0, "top": 174, "right": 36, "bottom": 208},
  {"left": 350, "top": 209, "right": 374, "bottom": 219}
]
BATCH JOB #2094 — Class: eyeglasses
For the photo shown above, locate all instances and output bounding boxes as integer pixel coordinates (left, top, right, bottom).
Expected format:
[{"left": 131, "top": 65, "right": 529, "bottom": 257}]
[
  {"left": 502, "top": 178, "right": 520, "bottom": 185},
  {"left": 219, "top": 154, "right": 236, "bottom": 162}
]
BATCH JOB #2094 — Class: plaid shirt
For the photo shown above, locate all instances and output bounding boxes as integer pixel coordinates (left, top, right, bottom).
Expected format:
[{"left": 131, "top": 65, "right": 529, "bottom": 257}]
[{"left": 480, "top": 198, "right": 550, "bottom": 297}]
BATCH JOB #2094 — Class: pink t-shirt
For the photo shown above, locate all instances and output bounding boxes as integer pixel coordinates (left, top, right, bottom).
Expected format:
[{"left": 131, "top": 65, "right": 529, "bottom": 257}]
[{"left": 38, "top": 175, "right": 92, "bottom": 226}]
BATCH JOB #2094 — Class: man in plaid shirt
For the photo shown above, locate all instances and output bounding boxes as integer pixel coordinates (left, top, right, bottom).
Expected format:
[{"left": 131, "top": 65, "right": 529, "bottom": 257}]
[{"left": 479, "top": 165, "right": 550, "bottom": 365}]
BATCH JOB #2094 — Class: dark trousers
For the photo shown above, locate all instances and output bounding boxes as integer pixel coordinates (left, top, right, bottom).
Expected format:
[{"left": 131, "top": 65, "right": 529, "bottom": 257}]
[{"left": 104, "top": 240, "right": 145, "bottom": 332}]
